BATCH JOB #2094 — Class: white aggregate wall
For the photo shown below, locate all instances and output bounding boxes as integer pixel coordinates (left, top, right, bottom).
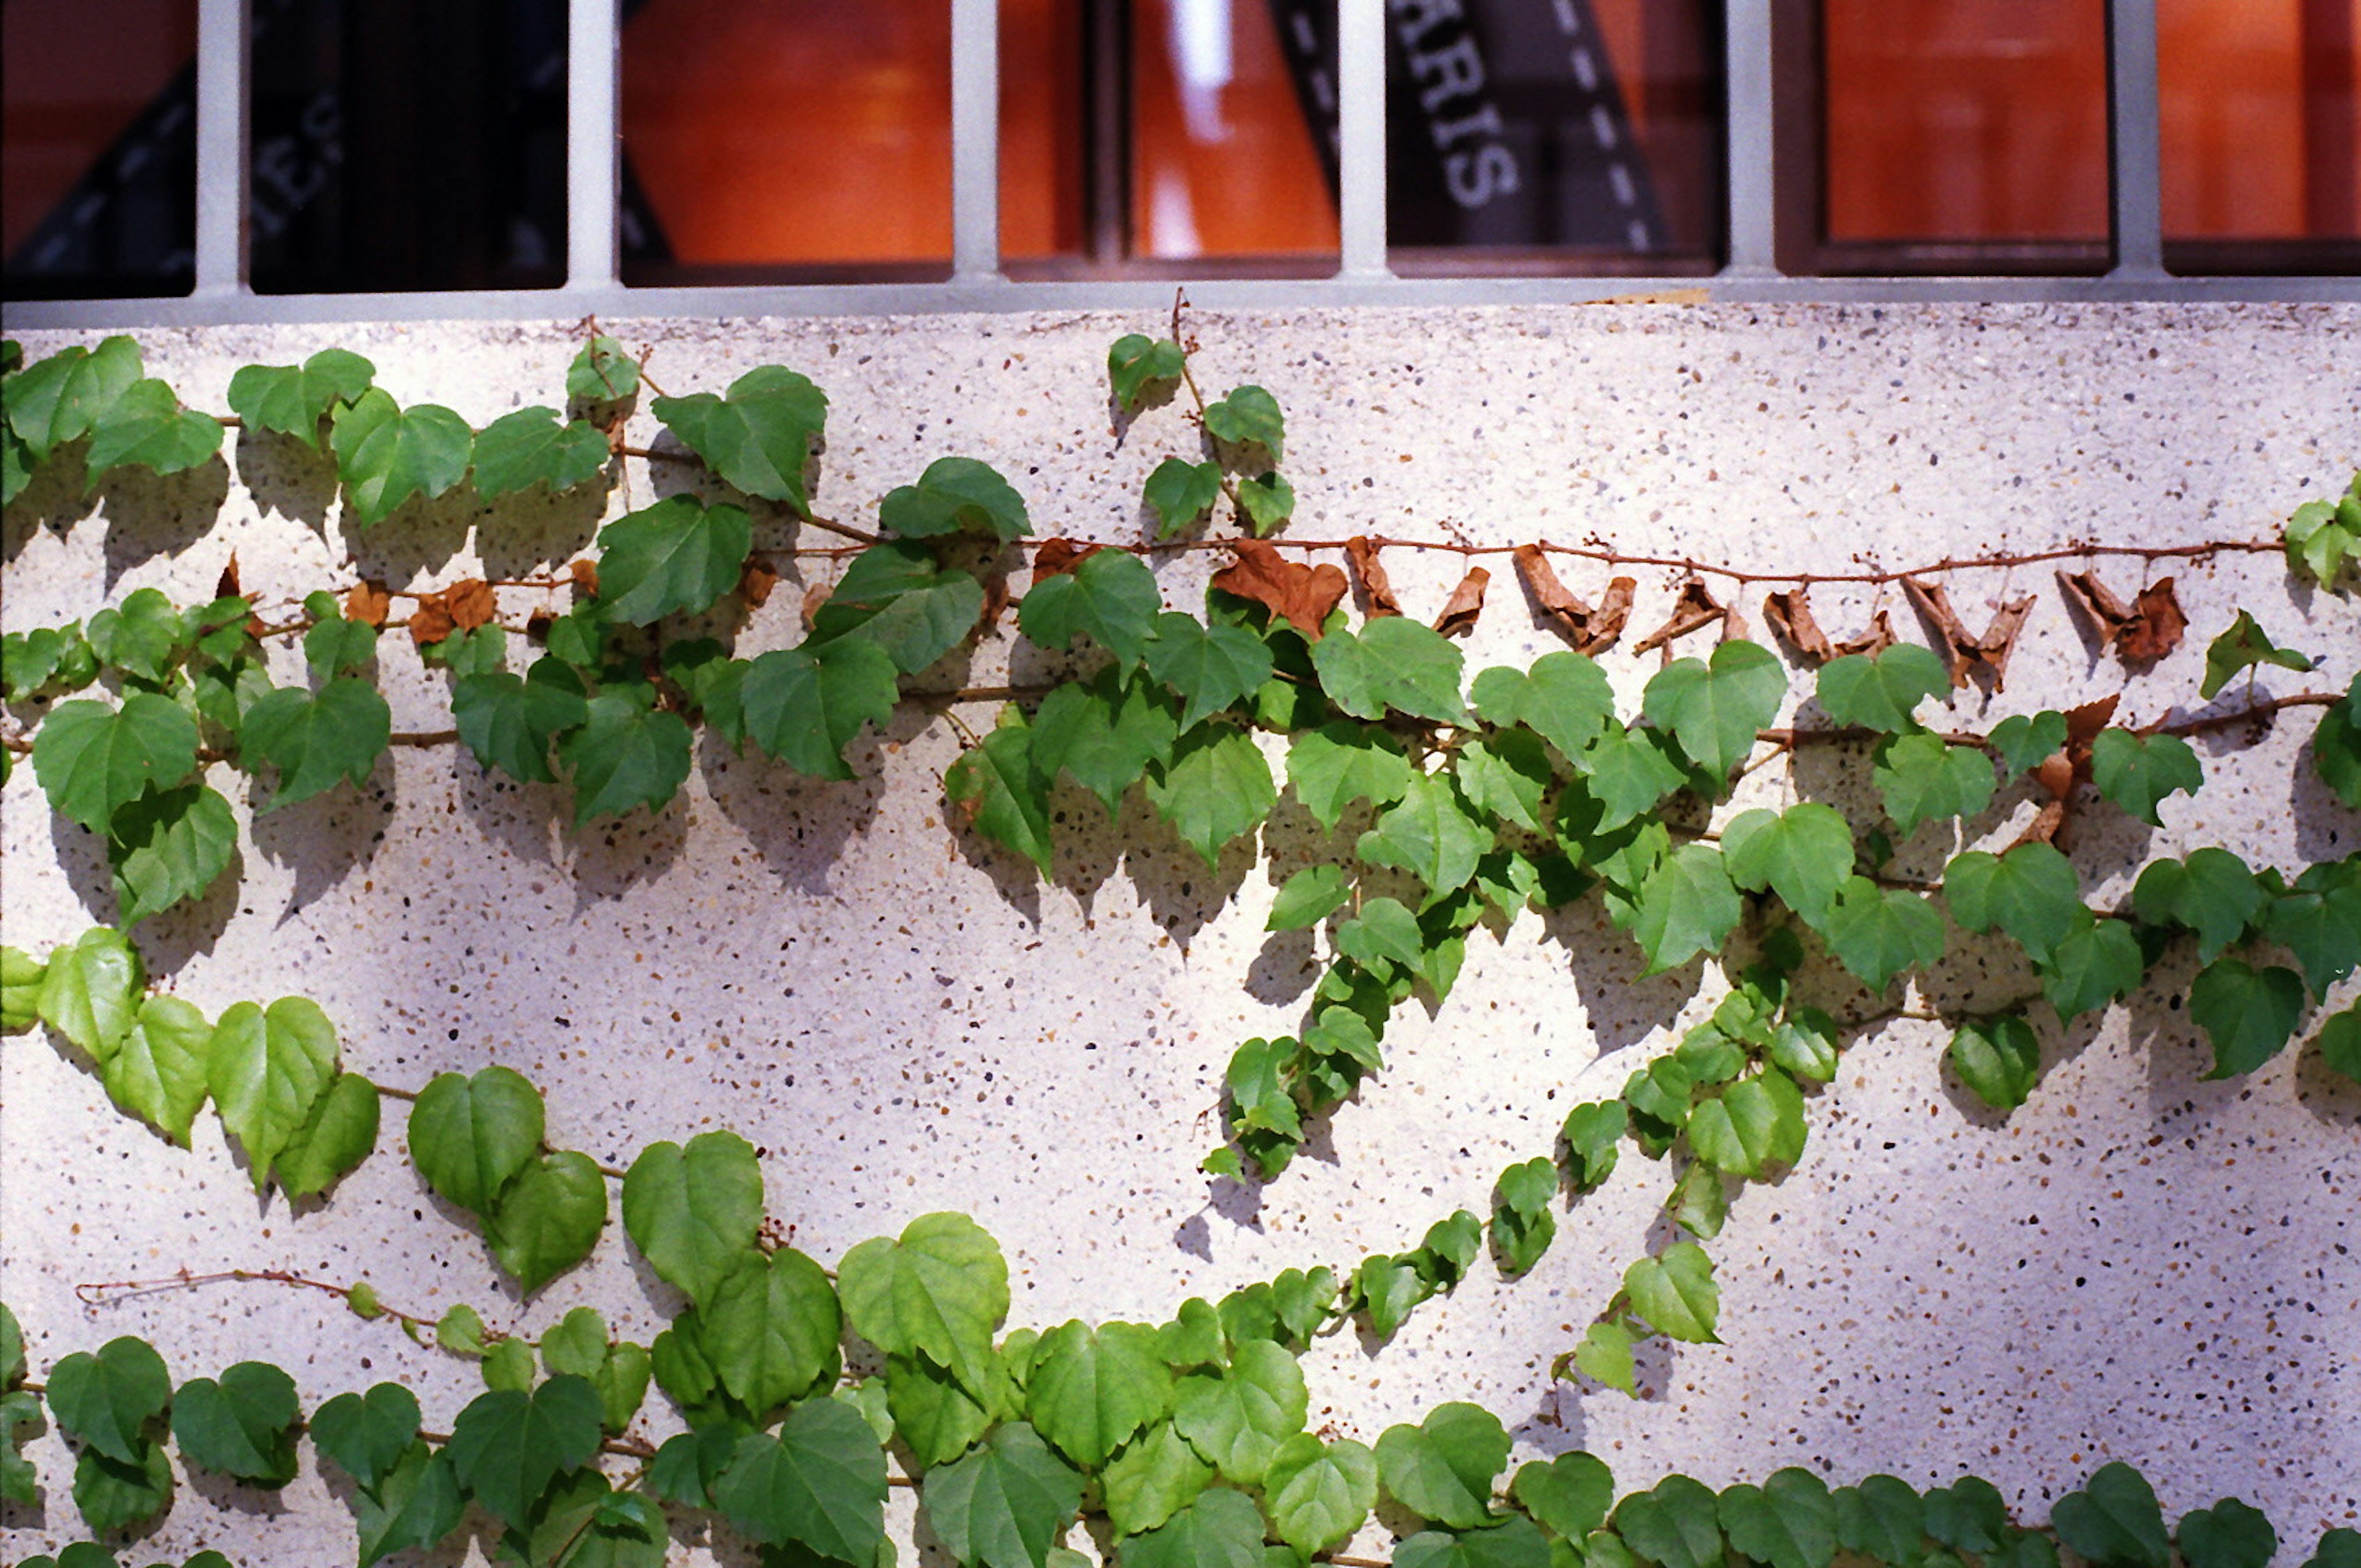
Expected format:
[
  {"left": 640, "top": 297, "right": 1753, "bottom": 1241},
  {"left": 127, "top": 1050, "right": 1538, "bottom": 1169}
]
[{"left": 3, "top": 302, "right": 2358, "bottom": 1566}]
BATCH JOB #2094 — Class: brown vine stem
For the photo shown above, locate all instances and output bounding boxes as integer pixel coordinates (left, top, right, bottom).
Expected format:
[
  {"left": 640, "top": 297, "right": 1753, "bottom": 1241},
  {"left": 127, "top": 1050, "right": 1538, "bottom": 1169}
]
[
  {"left": 1166, "top": 291, "right": 1249, "bottom": 525},
  {"left": 74, "top": 1268, "right": 448, "bottom": 1341}
]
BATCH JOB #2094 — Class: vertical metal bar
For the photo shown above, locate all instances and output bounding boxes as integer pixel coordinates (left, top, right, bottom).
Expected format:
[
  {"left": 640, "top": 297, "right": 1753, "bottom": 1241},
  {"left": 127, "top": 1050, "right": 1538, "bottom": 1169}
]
[
  {"left": 569, "top": 0, "right": 621, "bottom": 290},
  {"left": 1084, "top": 0, "right": 1132, "bottom": 267},
  {"left": 1723, "top": 0, "right": 1778, "bottom": 274},
  {"left": 952, "top": 0, "right": 1002, "bottom": 280},
  {"left": 1336, "top": 0, "right": 1386, "bottom": 278},
  {"left": 192, "top": 0, "right": 251, "bottom": 296},
  {"left": 2107, "top": 0, "right": 2166, "bottom": 275}
]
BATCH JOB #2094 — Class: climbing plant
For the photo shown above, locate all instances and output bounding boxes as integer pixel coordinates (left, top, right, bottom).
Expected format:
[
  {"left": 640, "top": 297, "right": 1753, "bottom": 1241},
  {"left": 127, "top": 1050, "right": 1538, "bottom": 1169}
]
[{"left": 1, "top": 320, "right": 2357, "bottom": 1567}]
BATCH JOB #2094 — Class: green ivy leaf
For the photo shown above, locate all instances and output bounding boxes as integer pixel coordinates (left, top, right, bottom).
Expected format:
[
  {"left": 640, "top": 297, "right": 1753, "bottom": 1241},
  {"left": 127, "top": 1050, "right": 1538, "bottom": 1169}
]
[
  {"left": 48, "top": 1336, "right": 170, "bottom": 1463},
  {"left": 923, "top": 1421, "right": 1085, "bottom": 1568},
  {"left": 5, "top": 336, "right": 141, "bottom": 460},
  {"left": 1102, "top": 1422, "right": 1216, "bottom": 1538},
  {"left": 890, "top": 1349, "right": 1006, "bottom": 1470},
  {"left": 1396, "top": 1519, "right": 1554, "bottom": 1568},
  {"left": 1489, "top": 1156, "right": 1558, "bottom": 1276},
  {"left": 330, "top": 388, "right": 473, "bottom": 524},
  {"left": 568, "top": 336, "right": 639, "bottom": 403},
  {"left": 82, "top": 378, "right": 221, "bottom": 482},
  {"left": 3, "top": 623, "right": 101, "bottom": 701},
  {"left": 486, "top": 1151, "right": 609, "bottom": 1294},
  {"left": 1026, "top": 668, "right": 1175, "bottom": 817},
  {"left": 595, "top": 495, "right": 754, "bottom": 625},
  {"left": 445, "top": 1374, "right": 604, "bottom": 1529},
  {"left": 1988, "top": 711, "right": 2068, "bottom": 778},
  {"left": 1824, "top": 876, "right": 1945, "bottom": 991},
  {"left": 409, "top": 1065, "right": 545, "bottom": 1215},
  {"left": 2200, "top": 610, "right": 2314, "bottom": 699},
  {"left": 2089, "top": 730, "right": 2202, "bottom": 827},
  {"left": 740, "top": 637, "right": 901, "bottom": 782},
  {"left": 1144, "top": 612, "right": 1274, "bottom": 729},
  {"left": 355, "top": 1442, "right": 465, "bottom": 1567},
  {"left": 1615, "top": 1475, "right": 1725, "bottom": 1568},
  {"left": 1146, "top": 458, "right": 1224, "bottom": 538},
  {"left": 1351, "top": 1255, "right": 1427, "bottom": 1339},
  {"left": 170, "top": 1360, "right": 299, "bottom": 1486},
  {"left": 2051, "top": 1462, "right": 2169, "bottom": 1568},
  {"left": 2188, "top": 957, "right": 2308, "bottom": 1078},
  {"left": 1358, "top": 773, "right": 1487, "bottom": 899},
  {"left": 2039, "top": 915, "right": 2147, "bottom": 1021},
  {"left": 1022, "top": 549, "right": 1163, "bottom": 668},
  {"left": 1024, "top": 1320, "right": 1173, "bottom": 1471},
  {"left": 310, "top": 1382, "right": 421, "bottom": 1492},
  {"left": 1622, "top": 1243, "right": 1720, "bottom": 1343},
  {"left": 1204, "top": 385, "right": 1284, "bottom": 462},
  {"left": 1311, "top": 618, "right": 1467, "bottom": 726},
  {"left": 1942, "top": 841, "right": 2081, "bottom": 964},
  {"left": 106, "top": 782, "right": 236, "bottom": 924},
  {"left": 303, "top": 612, "right": 378, "bottom": 679},
  {"left": 652, "top": 364, "right": 829, "bottom": 514},
  {"left": 2262, "top": 862, "right": 2361, "bottom": 999},
  {"left": 1109, "top": 336, "right": 1186, "bottom": 413},
  {"left": 2303, "top": 1529, "right": 2361, "bottom": 1568},
  {"left": 1512, "top": 1451, "right": 1614, "bottom": 1542},
  {"left": 622, "top": 1129, "right": 765, "bottom": 1307},
  {"left": 649, "top": 1422, "right": 748, "bottom": 1508},
  {"left": 1720, "top": 804, "right": 1854, "bottom": 931},
  {"left": 453, "top": 665, "right": 591, "bottom": 784},
  {"left": 812, "top": 541, "right": 987, "bottom": 675},
  {"left": 275, "top": 1069, "right": 381, "bottom": 1199},
  {"left": 208, "top": 995, "right": 339, "bottom": 1189},
  {"left": 1561, "top": 1101, "right": 1626, "bottom": 1192},
  {"left": 1642, "top": 641, "right": 1784, "bottom": 782},
  {"left": 1471, "top": 652, "right": 1615, "bottom": 761},
  {"left": 1457, "top": 727, "right": 1553, "bottom": 832},
  {"left": 71, "top": 1440, "right": 173, "bottom": 1534},
  {"left": 1149, "top": 723, "right": 1277, "bottom": 868},
  {"left": 1568, "top": 723, "right": 1689, "bottom": 834},
  {"left": 243, "top": 677, "right": 392, "bottom": 808},
  {"left": 1264, "top": 865, "right": 1348, "bottom": 932},
  {"left": 2285, "top": 481, "right": 2360, "bottom": 587},
  {"left": 1262, "top": 1435, "right": 1376, "bottom": 1556},
  {"left": 1830, "top": 1475, "right": 1924, "bottom": 1564},
  {"left": 948, "top": 707, "right": 1056, "bottom": 876},
  {"left": 558, "top": 693, "right": 694, "bottom": 823},
  {"left": 522, "top": 1469, "right": 668, "bottom": 1568},
  {"left": 1377, "top": 1402, "right": 1509, "bottom": 1529},
  {"left": 2318, "top": 1005, "right": 2361, "bottom": 1084},
  {"left": 34, "top": 695, "right": 200, "bottom": 835},
  {"left": 1873, "top": 731, "right": 1995, "bottom": 837},
  {"left": 840, "top": 1211, "right": 1010, "bottom": 1403},
  {"left": 1815, "top": 645, "right": 1951, "bottom": 731},
  {"left": 2131, "top": 848, "right": 2266, "bottom": 963},
  {"left": 34, "top": 927, "right": 143, "bottom": 1065},
  {"left": 2311, "top": 678, "right": 2361, "bottom": 808},
  {"left": 884, "top": 456, "right": 1032, "bottom": 542},
  {"left": 1286, "top": 722, "right": 1412, "bottom": 831},
  {"left": 469, "top": 406, "right": 610, "bottom": 498},
  {"left": 1947, "top": 1014, "right": 2043, "bottom": 1111},
  {"left": 1630, "top": 844, "right": 1742, "bottom": 976},
  {"left": 97, "top": 993, "right": 212, "bottom": 1144},
  {"left": 0, "top": 425, "right": 25, "bottom": 505},
  {"left": 226, "top": 348, "right": 374, "bottom": 441},
  {"left": 1237, "top": 471, "right": 1295, "bottom": 535},
  {"left": 1687, "top": 1070, "right": 1806, "bottom": 1178},
  {"left": 702, "top": 1248, "right": 842, "bottom": 1415},
  {"left": 1171, "top": 1339, "right": 1307, "bottom": 1486},
  {"left": 1123, "top": 1484, "right": 1269, "bottom": 1568},
  {"left": 1718, "top": 1469, "right": 1837, "bottom": 1568},
  {"left": 2178, "top": 1498, "right": 2277, "bottom": 1568}
]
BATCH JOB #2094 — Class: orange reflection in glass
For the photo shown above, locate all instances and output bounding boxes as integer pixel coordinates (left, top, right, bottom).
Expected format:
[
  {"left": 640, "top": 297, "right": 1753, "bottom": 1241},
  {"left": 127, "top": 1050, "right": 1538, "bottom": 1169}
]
[{"left": 2161, "top": 0, "right": 2358, "bottom": 241}]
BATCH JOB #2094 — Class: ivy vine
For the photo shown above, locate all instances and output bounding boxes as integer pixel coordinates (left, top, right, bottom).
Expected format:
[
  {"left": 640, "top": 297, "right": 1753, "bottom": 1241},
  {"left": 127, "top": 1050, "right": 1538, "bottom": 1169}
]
[{"left": 1, "top": 320, "right": 2357, "bottom": 1566}]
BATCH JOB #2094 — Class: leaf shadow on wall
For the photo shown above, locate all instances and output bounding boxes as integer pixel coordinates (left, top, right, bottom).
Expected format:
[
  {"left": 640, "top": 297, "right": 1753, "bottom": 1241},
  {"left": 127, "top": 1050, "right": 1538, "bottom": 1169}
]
[
  {"left": 92, "top": 456, "right": 230, "bottom": 591},
  {"left": 1, "top": 441, "right": 100, "bottom": 562},
  {"left": 233, "top": 427, "right": 339, "bottom": 534},
  {"left": 250, "top": 766, "right": 399, "bottom": 929},
  {"left": 341, "top": 483, "right": 485, "bottom": 589}
]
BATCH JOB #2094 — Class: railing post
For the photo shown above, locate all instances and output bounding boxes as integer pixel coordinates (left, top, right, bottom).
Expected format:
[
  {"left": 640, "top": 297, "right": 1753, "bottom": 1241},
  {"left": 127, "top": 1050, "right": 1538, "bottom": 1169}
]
[
  {"left": 1337, "top": 0, "right": 1388, "bottom": 280},
  {"left": 192, "top": 0, "right": 251, "bottom": 297},
  {"left": 568, "top": 0, "right": 622, "bottom": 291},
  {"left": 1723, "top": 0, "right": 1779, "bottom": 277},
  {"left": 952, "top": 0, "right": 1002, "bottom": 282},
  {"left": 2106, "top": 0, "right": 2167, "bottom": 277}
]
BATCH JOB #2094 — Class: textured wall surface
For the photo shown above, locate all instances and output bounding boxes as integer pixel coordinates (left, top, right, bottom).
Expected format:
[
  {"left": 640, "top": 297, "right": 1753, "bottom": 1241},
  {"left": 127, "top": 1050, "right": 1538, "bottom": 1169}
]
[{"left": 3, "top": 302, "right": 2358, "bottom": 1566}]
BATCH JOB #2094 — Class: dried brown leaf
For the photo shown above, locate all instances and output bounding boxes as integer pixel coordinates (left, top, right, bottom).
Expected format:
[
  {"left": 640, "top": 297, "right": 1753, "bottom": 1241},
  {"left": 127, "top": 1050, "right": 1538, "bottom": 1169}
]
[
  {"left": 216, "top": 554, "right": 242, "bottom": 599},
  {"left": 1031, "top": 537, "right": 1101, "bottom": 580},
  {"left": 1902, "top": 577, "right": 2032, "bottom": 688},
  {"left": 1762, "top": 588, "right": 1836, "bottom": 664},
  {"left": 345, "top": 578, "right": 392, "bottom": 629},
  {"left": 2013, "top": 797, "right": 2067, "bottom": 847},
  {"left": 740, "top": 551, "right": 781, "bottom": 610},
  {"left": 1209, "top": 538, "right": 1347, "bottom": 639},
  {"left": 525, "top": 608, "right": 556, "bottom": 641},
  {"left": 2118, "top": 577, "right": 2186, "bottom": 663},
  {"left": 801, "top": 583, "right": 832, "bottom": 632},
  {"left": 569, "top": 557, "right": 599, "bottom": 597},
  {"left": 2057, "top": 569, "right": 2133, "bottom": 644},
  {"left": 1512, "top": 545, "right": 1632, "bottom": 655},
  {"left": 1345, "top": 535, "right": 1402, "bottom": 617},
  {"left": 1973, "top": 594, "right": 2035, "bottom": 688},
  {"left": 1632, "top": 578, "right": 1726, "bottom": 656},
  {"left": 445, "top": 578, "right": 497, "bottom": 631},
  {"left": 1432, "top": 565, "right": 1490, "bottom": 637},
  {"left": 1833, "top": 609, "right": 1900, "bottom": 658},
  {"left": 408, "top": 593, "right": 456, "bottom": 649}
]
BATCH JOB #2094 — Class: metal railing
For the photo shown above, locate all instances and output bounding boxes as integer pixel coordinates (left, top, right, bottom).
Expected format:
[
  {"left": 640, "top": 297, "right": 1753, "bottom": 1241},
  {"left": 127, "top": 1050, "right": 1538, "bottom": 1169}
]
[{"left": 8, "top": 0, "right": 2355, "bottom": 331}]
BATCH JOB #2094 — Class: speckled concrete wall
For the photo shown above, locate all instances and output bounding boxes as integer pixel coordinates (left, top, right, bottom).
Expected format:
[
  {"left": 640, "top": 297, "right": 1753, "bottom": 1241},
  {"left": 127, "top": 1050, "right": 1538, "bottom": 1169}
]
[{"left": 3, "top": 303, "right": 2357, "bottom": 1566}]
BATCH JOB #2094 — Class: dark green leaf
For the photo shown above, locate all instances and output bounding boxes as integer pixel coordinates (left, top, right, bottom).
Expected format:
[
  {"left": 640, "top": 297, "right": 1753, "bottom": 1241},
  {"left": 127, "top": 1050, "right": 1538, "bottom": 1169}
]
[
  {"left": 226, "top": 348, "right": 373, "bottom": 440},
  {"left": 558, "top": 693, "right": 694, "bottom": 823},
  {"left": 948, "top": 707, "right": 1056, "bottom": 875},
  {"left": 454, "top": 666, "right": 590, "bottom": 784},
  {"left": 1873, "top": 731, "right": 1995, "bottom": 837},
  {"left": 1642, "top": 641, "right": 1784, "bottom": 782},
  {"left": 884, "top": 456, "right": 1032, "bottom": 542},
  {"left": 1490, "top": 1156, "right": 1558, "bottom": 1276},
  {"left": 1622, "top": 1243, "right": 1719, "bottom": 1343},
  {"left": 2177, "top": 1498, "right": 2276, "bottom": 1568},
  {"left": 208, "top": 995, "right": 340, "bottom": 1189},
  {"left": 1824, "top": 877, "right": 1945, "bottom": 991},
  {"left": 1311, "top": 618, "right": 1466, "bottom": 725},
  {"left": 1286, "top": 722, "right": 1412, "bottom": 830},
  {"left": 1718, "top": 1469, "right": 1837, "bottom": 1568},
  {"left": 6, "top": 336, "right": 141, "bottom": 459},
  {"left": 242, "top": 678, "right": 392, "bottom": 808},
  {"left": 1027, "top": 1320, "right": 1174, "bottom": 1470},
  {"left": 1615, "top": 1475, "right": 1724, "bottom": 1568},
  {"left": 1815, "top": 645, "right": 1950, "bottom": 731},
  {"left": 622, "top": 1128, "right": 766, "bottom": 1307},
  {"left": 486, "top": 1151, "right": 609, "bottom": 1294},
  {"left": 1947, "top": 1014, "right": 2043, "bottom": 1111},
  {"left": 1120, "top": 1484, "right": 1268, "bottom": 1568},
  {"left": 1237, "top": 471, "right": 1294, "bottom": 535},
  {"left": 1109, "top": 336, "right": 1186, "bottom": 412},
  {"left": 812, "top": 541, "right": 987, "bottom": 675},
  {"left": 354, "top": 1443, "right": 465, "bottom": 1567},
  {"left": 1022, "top": 549, "right": 1163, "bottom": 668},
  {"left": 1103, "top": 1422, "right": 1216, "bottom": 1538},
  {"left": 1471, "top": 653, "right": 1614, "bottom": 761},
  {"left": 1457, "top": 728, "right": 1553, "bottom": 832},
  {"left": 1942, "top": 842, "right": 2081, "bottom": 964},
  {"left": 445, "top": 1375, "right": 604, "bottom": 1528},
  {"left": 1629, "top": 844, "right": 1742, "bottom": 976},
  {"left": 2131, "top": 848, "right": 2265, "bottom": 963},
  {"left": 1266, "top": 865, "right": 1350, "bottom": 931},
  {"left": 1204, "top": 385, "right": 1284, "bottom": 462},
  {"left": 742, "top": 637, "right": 901, "bottom": 782},
  {"left": 1569, "top": 723, "right": 1689, "bottom": 832},
  {"left": 2318, "top": 1004, "right": 2361, "bottom": 1084},
  {"left": 2051, "top": 1462, "right": 2168, "bottom": 1568},
  {"left": 1720, "top": 804, "right": 1853, "bottom": 931},
  {"left": 1395, "top": 1519, "right": 1554, "bottom": 1568},
  {"left": 1376, "top": 1402, "right": 1509, "bottom": 1529},
  {"left": 330, "top": 388, "right": 473, "bottom": 524},
  {"left": 1264, "top": 1435, "right": 1377, "bottom": 1556},
  {"left": 1351, "top": 1255, "right": 1427, "bottom": 1339},
  {"left": 108, "top": 782, "right": 236, "bottom": 924},
  {"left": 470, "top": 406, "right": 610, "bottom": 498},
  {"left": 2310, "top": 680, "right": 2361, "bottom": 808},
  {"left": 304, "top": 613, "right": 378, "bottom": 679},
  {"left": 2201, "top": 610, "right": 2314, "bottom": 698},
  {"left": 1513, "top": 1451, "right": 1614, "bottom": 1541},
  {"left": 48, "top": 1336, "right": 170, "bottom": 1464},
  {"left": 2188, "top": 957, "right": 2308, "bottom": 1077},
  {"left": 34, "top": 694, "right": 199, "bottom": 835},
  {"left": 1, "top": 1385, "right": 39, "bottom": 1505},
  {"left": 1146, "top": 459, "right": 1224, "bottom": 538},
  {"left": 652, "top": 364, "right": 829, "bottom": 513},
  {"left": 2302, "top": 1528, "right": 2361, "bottom": 1568},
  {"left": 1560, "top": 1101, "right": 1625, "bottom": 1191},
  {"left": 84, "top": 379, "right": 221, "bottom": 481},
  {"left": 569, "top": 336, "right": 640, "bottom": 403},
  {"left": 596, "top": 495, "right": 754, "bottom": 625},
  {"left": 888, "top": 1348, "right": 1002, "bottom": 1469},
  {"left": 169, "top": 1360, "right": 299, "bottom": 1486},
  {"left": 71, "top": 1441, "right": 172, "bottom": 1534},
  {"left": 1358, "top": 773, "right": 1487, "bottom": 898},
  {"left": 310, "top": 1382, "right": 420, "bottom": 1492},
  {"left": 1829, "top": 1475, "right": 1923, "bottom": 1563},
  {"left": 409, "top": 1065, "right": 545, "bottom": 1215},
  {"left": 2262, "top": 864, "right": 2361, "bottom": 999},
  {"left": 1144, "top": 613, "right": 1273, "bottom": 731},
  {"left": 2038, "top": 915, "right": 2146, "bottom": 1021},
  {"left": 1989, "top": 711, "right": 2068, "bottom": 778},
  {"left": 2089, "top": 730, "right": 2202, "bottom": 827},
  {"left": 1171, "top": 1339, "right": 1307, "bottom": 1486},
  {"left": 1149, "top": 723, "right": 1277, "bottom": 867},
  {"left": 523, "top": 1469, "right": 668, "bottom": 1568},
  {"left": 1921, "top": 1479, "right": 2005, "bottom": 1553},
  {"left": 839, "top": 1211, "right": 1010, "bottom": 1403},
  {"left": 274, "top": 1068, "right": 380, "bottom": 1199},
  {"left": 703, "top": 1248, "right": 842, "bottom": 1415}
]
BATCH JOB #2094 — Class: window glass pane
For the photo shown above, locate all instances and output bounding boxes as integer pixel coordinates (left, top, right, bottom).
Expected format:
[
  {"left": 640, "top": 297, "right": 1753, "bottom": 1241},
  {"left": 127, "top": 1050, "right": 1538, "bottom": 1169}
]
[
  {"left": 622, "top": 0, "right": 952, "bottom": 283},
  {"left": 1003, "top": 0, "right": 1090, "bottom": 262},
  {"left": 1820, "top": 0, "right": 2109, "bottom": 268},
  {"left": 3, "top": 0, "right": 196, "bottom": 300},
  {"left": 2160, "top": 0, "right": 2360, "bottom": 269},
  {"left": 1132, "top": 0, "right": 1339, "bottom": 267},
  {"left": 251, "top": 0, "right": 568, "bottom": 294},
  {"left": 1388, "top": 0, "right": 1723, "bottom": 270}
]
